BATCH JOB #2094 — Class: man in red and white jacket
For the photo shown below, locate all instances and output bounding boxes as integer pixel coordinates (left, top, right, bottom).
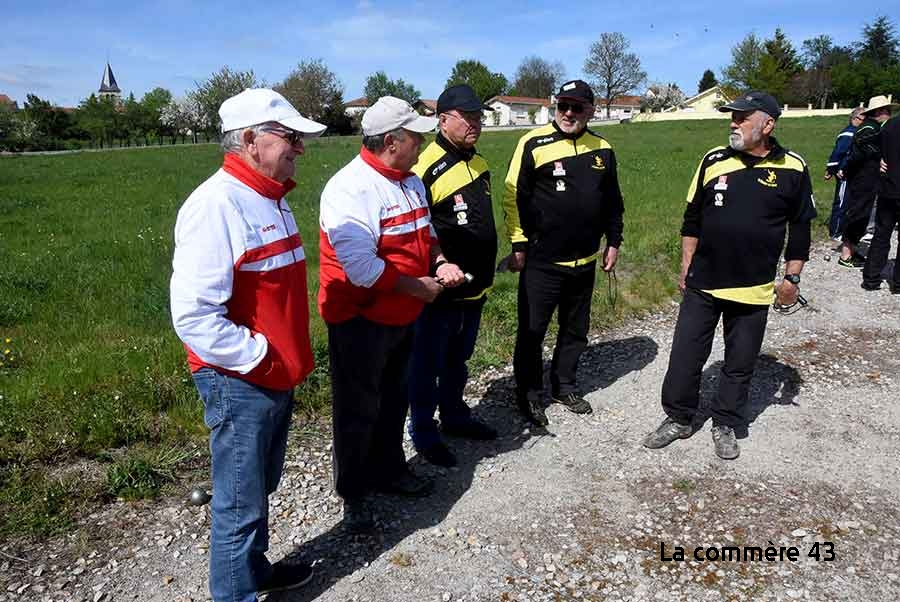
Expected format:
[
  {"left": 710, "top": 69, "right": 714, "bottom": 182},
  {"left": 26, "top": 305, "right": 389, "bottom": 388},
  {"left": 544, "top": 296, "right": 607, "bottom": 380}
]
[
  {"left": 319, "top": 96, "right": 465, "bottom": 533},
  {"left": 170, "top": 89, "right": 324, "bottom": 602}
]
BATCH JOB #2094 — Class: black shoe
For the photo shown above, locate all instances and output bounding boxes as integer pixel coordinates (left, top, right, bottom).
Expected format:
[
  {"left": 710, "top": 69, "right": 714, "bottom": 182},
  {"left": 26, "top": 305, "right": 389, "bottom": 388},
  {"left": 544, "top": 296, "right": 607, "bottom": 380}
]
[
  {"left": 516, "top": 392, "right": 549, "bottom": 426},
  {"left": 257, "top": 560, "right": 314, "bottom": 595},
  {"left": 419, "top": 442, "right": 457, "bottom": 467},
  {"left": 342, "top": 498, "right": 374, "bottom": 534},
  {"left": 551, "top": 392, "right": 593, "bottom": 414},
  {"left": 442, "top": 419, "right": 497, "bottom": 440},
  {"left": 643, "top": 417, "right": 693, "bottom": 449},
  {"left": 376, "top": 470, "right": 433, "bottom": 497},
  {"left": 861, "top": 281, "right": 881, "bottom": 291},
  {"left": 838, "top": 256, "right": 865, "bottom": 268}
]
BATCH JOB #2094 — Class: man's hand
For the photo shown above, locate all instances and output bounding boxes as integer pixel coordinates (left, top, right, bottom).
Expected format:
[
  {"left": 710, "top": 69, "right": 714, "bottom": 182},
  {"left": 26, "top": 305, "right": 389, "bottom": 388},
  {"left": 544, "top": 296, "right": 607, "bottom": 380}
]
[
  {"left": 435, "top": 262, "right": 466, "bottom": 287},
  {"left": 824, "top": 171, "right": 832, "bottom": 181},
  {"left": 882, "top": 159, "right": 889, "bottom": 174},
  {"left": 836, "top": 169, "right": 844, "bottom": 180},
  {"left": 508, "top": 251, "right": 526, "bottom": 272},
  {"left": 678, "top": 268, "right": 689, "bottom": 294},
  {"left": 775, "top": 279, "right": 799, "bottom": 307},
  {"left": 602, "top": 246, "right": 619, "bottom": 272},
  {"left": 416, "top": 277, "right": 445, "bottom": 303}
]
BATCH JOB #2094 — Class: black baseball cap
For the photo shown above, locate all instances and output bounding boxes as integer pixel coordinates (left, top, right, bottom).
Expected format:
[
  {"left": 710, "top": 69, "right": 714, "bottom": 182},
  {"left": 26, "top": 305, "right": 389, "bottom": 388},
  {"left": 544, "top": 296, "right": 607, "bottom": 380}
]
[
  {"left": 556, "top": 79, "right": 594, "bottom": 105},
  {"left": 718, "top": 90, "right": 782, "bottom": 119},
  {"left": 437, "top": 84, "right": 492, "bottom": 114}
]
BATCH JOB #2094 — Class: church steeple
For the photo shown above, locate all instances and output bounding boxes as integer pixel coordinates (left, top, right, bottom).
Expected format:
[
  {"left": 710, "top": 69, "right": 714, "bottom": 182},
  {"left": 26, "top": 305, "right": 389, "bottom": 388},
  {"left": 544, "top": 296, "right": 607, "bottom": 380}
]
[{"left": 98, "top": 63, "right": 121, "bottom": 98}]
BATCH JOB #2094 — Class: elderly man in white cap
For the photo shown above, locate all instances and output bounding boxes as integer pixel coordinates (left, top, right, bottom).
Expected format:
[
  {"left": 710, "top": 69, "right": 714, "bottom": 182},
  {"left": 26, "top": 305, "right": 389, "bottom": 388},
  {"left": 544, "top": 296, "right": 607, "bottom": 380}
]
[
  {"left": 170, "top": 88, "right": 324, "bottom": 601},
  {"left": 319, "top": 96, "right": 465, "bottom": 533}
]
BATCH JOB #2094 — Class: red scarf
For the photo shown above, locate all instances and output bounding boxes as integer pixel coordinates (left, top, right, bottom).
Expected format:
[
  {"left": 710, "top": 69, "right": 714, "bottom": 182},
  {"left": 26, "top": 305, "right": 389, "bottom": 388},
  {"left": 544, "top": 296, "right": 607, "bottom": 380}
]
[
  {"left": 359, "top": 146, "right": 414, "bottom": 181},
  {"left": 222, "top": 154, "right": 296, "bottom": 200}
]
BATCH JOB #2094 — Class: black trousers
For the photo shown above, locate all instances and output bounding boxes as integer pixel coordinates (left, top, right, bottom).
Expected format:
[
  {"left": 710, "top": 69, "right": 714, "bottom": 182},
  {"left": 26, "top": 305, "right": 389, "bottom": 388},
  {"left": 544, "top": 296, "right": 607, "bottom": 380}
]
[
  {"left": 661, "top": 288, "right": 769, "bottom": 428},
  {"left": 513, "top": 260, "right": 596, "bottom": 398},
  {"left": 843, "top": 175, "right": 878, "bottom": 246},
  {"left": 328, "top": 317, "right": 413, "bottom": 500},
  {"left": 862, "top": 195, "right": 900, "bottom": 289}
]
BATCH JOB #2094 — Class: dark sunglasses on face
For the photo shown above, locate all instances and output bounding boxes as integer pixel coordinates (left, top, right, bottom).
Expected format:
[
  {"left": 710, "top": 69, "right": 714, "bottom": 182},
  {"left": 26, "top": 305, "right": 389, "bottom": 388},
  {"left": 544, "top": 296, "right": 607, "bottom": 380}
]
[
  {"left": 557, "top": 101, "right": 586, "bottom": 115},
  {"left": 260, "top": 127, "right": 304, "bottom": 146}
]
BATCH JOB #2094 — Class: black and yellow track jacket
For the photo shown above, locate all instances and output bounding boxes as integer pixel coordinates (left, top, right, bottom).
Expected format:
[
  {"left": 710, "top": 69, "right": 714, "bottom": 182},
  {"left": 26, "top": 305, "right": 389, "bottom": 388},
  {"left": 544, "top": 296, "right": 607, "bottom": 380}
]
[
  {"left": 413, "top": 133, "right": 497, "bottom": 301},
  {"left": 682, "top": 139, "right": 817, "bottom": 305},
  {"left": 502, "top": 121, "right": 624, "bottom": 266}
]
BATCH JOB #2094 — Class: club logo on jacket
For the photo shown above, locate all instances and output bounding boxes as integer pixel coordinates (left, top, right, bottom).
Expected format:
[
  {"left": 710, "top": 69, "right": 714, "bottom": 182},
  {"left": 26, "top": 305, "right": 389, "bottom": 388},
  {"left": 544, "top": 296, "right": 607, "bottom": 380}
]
[
  {"left": 453, "top": 193, "right": 468, "bottom": 211},
  {"left": 456, "top": 211, "right": 468, "bottom": 225},
  {"left": 714, "top": 175, "right": 728, "bottom": 191},
  {"left": 592, "top": 156, "right": 605, "bottom": 170},
  {"left": 757, "top": 169, "right": 778, "bottom": 188},
  {"left": 552, "top": 161, "right": 566, "bottom": 176},
  {"left": 556, "top": 180, "right": 566, "bottom": 192}
]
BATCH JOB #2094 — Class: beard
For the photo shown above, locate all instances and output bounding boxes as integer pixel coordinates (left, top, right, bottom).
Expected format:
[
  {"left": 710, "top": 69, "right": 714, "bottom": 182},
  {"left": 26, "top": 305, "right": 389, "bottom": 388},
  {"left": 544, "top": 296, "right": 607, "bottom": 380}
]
[{"left": 729, "top": 122, "right": 764, "bottom": 151}]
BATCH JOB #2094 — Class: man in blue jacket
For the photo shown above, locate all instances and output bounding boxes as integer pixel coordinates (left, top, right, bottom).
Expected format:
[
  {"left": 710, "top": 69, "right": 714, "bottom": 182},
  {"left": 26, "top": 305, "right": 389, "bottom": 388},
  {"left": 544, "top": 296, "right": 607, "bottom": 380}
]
[{"left": 824, "top": 108, "right": 864, "bottom": 239}]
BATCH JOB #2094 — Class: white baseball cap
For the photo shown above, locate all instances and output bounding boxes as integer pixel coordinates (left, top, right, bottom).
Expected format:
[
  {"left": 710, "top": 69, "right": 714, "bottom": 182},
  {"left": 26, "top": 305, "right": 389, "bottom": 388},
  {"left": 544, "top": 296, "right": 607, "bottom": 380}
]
[
  {"left": 361, "top": 96, "right": 438, "bottom": 136},
  {"left": 219, "top": 88, "right": 327, "bottom": 136}
]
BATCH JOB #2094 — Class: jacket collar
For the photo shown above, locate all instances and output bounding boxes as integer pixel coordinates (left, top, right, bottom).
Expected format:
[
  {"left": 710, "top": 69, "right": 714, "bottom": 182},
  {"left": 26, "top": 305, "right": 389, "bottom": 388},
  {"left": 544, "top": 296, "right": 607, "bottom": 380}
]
[
  {"left": 436, "top": 132, "right": 476, "bottom": 161},
  {"left": 222, "top": 153, "right": 296, "bottom": 200},
  {"left": 359, "top": 146, "right": 414, "bottom": 181},
  {"left": 726, "top": 136, "right": 786, "bottom": 165}
]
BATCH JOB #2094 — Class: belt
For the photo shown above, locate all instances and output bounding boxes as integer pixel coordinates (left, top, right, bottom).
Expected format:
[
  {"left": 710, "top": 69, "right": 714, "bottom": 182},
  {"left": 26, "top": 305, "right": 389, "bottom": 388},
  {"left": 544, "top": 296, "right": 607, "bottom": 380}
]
[{"left": 554, "top": 249, "right": 601, "bottom": 267}]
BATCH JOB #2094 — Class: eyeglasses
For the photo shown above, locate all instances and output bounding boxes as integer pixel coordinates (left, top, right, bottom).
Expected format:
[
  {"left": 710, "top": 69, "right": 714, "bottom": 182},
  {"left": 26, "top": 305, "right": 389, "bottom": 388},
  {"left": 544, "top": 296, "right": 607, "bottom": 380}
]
[
  {"left": 445, "top": 111, "right": 483, "bottom": 125},
  {"left": 259, "top": 127, "right": 304, "bottom": 146},
  {"left": 557, "top": 101, "right": 586, "bottom": 115}
]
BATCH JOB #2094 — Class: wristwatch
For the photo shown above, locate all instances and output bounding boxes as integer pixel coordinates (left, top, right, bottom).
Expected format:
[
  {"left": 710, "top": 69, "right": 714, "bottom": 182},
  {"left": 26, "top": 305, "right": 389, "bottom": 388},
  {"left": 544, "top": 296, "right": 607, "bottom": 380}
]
[{"left": 784, "top": 274, "right": 801, "bottom": 285}]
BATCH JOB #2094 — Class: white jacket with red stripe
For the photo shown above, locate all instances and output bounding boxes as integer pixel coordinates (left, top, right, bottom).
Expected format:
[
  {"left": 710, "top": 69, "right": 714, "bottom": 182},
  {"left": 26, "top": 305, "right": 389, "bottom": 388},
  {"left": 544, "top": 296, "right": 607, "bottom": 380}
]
[
  {"left": 319, "top": 152, "right": 435, "bottom": 325},
  {"left": 170, "top": 156, "right": 313, "bottom": 390}
]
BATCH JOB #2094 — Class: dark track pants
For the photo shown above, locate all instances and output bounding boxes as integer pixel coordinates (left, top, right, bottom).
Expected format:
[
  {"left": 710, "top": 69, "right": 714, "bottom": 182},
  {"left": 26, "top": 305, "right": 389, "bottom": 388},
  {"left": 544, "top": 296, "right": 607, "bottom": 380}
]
[
  {"left": 328, "top": 317, "right": 413, "bottom": 501},
  {"left": 513, "top": 260, "right": 596, "bottom": 398},
  {"left": 843, "top": 176, "right": 878, "bottom": 246},
  {"left": 862, "top": 195, "right": 900, "bottom": 289},
  {"left": 661, "top": 288, "right": 769, "bottom": 428}
]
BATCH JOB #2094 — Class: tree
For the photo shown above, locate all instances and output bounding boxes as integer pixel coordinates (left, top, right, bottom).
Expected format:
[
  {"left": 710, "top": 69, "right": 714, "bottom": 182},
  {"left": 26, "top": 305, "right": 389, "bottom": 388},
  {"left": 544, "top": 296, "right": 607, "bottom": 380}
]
[
  {"left": 510, "top": 56, "right": 565, "bottom": 99},
  {"left": 445, "top": 59, "right": 508, "bottom": 103},
  {"left": 764, "top": 28, "right": 802, "bottom": 76},
  {"left": 364, "top": 71, "right": 421, "bottom": 103},
  {"left": 722, "top": 32, "right": 765, "bottom": 91},
  {"left": 642, "top": 83, "right": 686, "bottom": 112},
  {"left": 697, "top": 69, "right": 718, "bottom": 93},
  {"left": 859, "top": 16, "right": 899, "bottom": 67},
  {"left": 192, "top": 66, "right": 259, "bottom": 136},
  {"left": 141, "top": 87, "right": 173, "bottom": 144},
  {"left": 74, "top": 94, "right": 118, "bottom": 148},
  {"left": 583, "top": 32, "right": 647, "bottom": 117},
  {"left": 275, "top": 59, "right": 346, "bottom": 132}
]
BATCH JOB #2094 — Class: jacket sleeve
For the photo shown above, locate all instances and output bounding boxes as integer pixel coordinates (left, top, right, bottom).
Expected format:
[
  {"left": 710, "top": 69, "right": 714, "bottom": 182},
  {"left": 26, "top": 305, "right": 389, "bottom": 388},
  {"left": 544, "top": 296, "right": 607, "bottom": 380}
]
[
  {"left": 503, "top": 136, "right": 533, "bottom": 252},
  {"left": 602, "top": 150, "right": 625, "bottom": 248},
  {"left": 785, "top": 165, "right": 816, "bottom": 261},
  {"left": 680, "top": 157, "right": 706, "bottom": 238},
  {"left": 319, "top": 177, "right": 397, "bottom": 290},
  {"left": 827, "top": 131, "right": 853, "bottom": 175},
  {"left": 170, "top": 193, "right": 268, "bottom": 373}
]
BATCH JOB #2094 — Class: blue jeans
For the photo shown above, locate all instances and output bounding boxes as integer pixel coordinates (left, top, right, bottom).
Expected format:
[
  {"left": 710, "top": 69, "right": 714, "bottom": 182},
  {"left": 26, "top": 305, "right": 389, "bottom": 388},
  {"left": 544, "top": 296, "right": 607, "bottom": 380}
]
[
  {"left": 192, "top": 368, "right": 294, "bottom": 602},
  {"left": 408, "top": 299, "right": 484, "bottom": 450}
]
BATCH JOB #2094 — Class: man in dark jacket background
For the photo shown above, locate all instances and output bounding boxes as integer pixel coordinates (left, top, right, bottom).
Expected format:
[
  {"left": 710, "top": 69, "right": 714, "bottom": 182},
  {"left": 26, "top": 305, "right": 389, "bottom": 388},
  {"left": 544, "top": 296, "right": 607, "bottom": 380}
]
[
  {"left": 824, "top": 108, "right": 864, "bottom": 239},
  {"left": 862, "top": 110, "right": 900, "bottom": 292}
]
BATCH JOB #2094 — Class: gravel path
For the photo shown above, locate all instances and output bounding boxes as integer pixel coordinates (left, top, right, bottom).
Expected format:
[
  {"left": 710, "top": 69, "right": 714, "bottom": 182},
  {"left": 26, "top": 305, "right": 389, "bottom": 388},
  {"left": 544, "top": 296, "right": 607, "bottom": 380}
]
[{"left": 2, "top": 240, "right": 899, "bottom": 602}]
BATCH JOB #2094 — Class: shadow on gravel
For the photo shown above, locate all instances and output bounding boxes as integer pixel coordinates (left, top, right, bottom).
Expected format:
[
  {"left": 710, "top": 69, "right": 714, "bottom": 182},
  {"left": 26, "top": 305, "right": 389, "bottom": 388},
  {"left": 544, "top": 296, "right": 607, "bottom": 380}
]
[
  {"left": 696, "top": 353, "right": 802, "bottom": 438},
  {"left": 271, "top": 336, "right": 656, "bottom": 601}
]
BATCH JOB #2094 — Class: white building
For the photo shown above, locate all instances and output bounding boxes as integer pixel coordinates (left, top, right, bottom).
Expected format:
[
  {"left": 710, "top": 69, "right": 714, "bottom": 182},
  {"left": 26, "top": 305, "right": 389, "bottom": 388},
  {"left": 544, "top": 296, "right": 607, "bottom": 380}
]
[{"left": 484, "top": 95, "right": 551, "bottom": 126}]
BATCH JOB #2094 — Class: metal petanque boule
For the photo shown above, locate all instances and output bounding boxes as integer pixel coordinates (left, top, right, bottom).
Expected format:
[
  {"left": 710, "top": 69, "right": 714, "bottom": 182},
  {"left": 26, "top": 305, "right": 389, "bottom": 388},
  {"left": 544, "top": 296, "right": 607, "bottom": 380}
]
[{"left": 189, "top": 487, "right": 212, "bottom": 506}]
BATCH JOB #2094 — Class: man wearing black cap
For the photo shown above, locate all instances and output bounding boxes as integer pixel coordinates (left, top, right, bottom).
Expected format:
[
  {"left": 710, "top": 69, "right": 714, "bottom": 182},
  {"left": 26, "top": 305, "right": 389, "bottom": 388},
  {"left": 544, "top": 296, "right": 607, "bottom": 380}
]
[
  {"left": 643, "top": 91, "right": 816, "bottom": 460},
  {"left": 408, "top": 84, "right": 498, "bottom": 467},
  {"left": 503, "top": 79, "right": 624, "bottom": 425}
]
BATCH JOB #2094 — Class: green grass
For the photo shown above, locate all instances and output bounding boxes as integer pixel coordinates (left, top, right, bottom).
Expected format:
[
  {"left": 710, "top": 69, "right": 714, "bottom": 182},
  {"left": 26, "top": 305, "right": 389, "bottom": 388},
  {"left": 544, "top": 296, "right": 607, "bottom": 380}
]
[{"left": 0, "top": 117, "right": 844, "bottom": 536}]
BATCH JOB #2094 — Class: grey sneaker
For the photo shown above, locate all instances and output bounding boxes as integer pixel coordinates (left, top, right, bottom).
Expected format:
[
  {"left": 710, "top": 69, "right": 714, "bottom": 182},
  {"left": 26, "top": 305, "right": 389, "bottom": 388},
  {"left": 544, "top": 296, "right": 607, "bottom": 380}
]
[
  {"left": 711, "top": 425, "right": 740, "bottom": 460},
  {"left": 643, "top": 417, "right": 692, "bottom": 449}
]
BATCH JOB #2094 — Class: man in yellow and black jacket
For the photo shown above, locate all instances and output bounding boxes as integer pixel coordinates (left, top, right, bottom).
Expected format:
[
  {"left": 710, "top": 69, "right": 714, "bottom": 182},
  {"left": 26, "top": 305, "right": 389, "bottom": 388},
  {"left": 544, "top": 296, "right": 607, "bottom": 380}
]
[
  {"left": 643, "top": 91, "right": 816, "bottom": 460},
  {"left": 503, "top": 79, "right": 624, "bottom": 425},
  {"left": 408, "top": 84, "right": 498, "bottom": 468}
]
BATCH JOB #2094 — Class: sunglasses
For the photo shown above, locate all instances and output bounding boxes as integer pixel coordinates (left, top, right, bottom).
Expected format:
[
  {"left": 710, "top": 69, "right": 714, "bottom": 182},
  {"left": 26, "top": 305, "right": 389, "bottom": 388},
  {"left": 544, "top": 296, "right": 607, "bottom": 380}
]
[
  {"left": 260, "top": 127, "right": 304, "bottom": 146},
  {"left": 557, "top": 101, "right": 587, "bottom": 115}
]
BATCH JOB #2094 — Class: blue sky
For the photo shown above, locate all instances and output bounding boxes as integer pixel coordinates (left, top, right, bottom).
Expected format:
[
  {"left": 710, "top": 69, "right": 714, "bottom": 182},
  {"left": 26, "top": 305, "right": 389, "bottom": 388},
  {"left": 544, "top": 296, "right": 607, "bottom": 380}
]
[{"left": 0, "top": 0, "right": 883, "bottom": 108}]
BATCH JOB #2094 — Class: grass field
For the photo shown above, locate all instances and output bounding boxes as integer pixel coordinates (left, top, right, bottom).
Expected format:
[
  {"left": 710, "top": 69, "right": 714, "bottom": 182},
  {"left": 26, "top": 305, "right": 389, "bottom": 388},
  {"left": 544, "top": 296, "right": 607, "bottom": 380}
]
[{"left": 0, "top": 116, "right": 846, "bottom": 536}]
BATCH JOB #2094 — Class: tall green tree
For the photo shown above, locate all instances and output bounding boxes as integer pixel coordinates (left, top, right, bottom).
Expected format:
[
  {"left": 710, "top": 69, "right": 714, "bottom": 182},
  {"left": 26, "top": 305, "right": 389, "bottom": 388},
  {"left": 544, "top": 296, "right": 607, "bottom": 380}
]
[
  {"left": 364, "top": 71, "right": 421, "bottom": 103},
  {"left": 722, "top": 33, "right": 765, "bottom": 91},
  {"left": 510, "top": 56, "right": 564, "bottom": 99},
  {"left": 276, "top": 59, "right": 345, "bottom": 122},
  {"left": 583, "top": 32, "right": 646, "bottom": 117},
  {"left": 140, "top": 87, "right": 173, "bottom": 144},
  {"left": 192, "top": 66, "right": 259, "bottom": 135},
  {"left": 697, "top": 69, "right": 718, "bottom": 93},
  {"left": 445, "top": 59, "right": 508, "bottom": 102},
  {"left": 764, "top": 28, "right": 802, "bottom": 75},
  {"left": 859, "top": 15, "right": 899, "bottom": 67}
]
